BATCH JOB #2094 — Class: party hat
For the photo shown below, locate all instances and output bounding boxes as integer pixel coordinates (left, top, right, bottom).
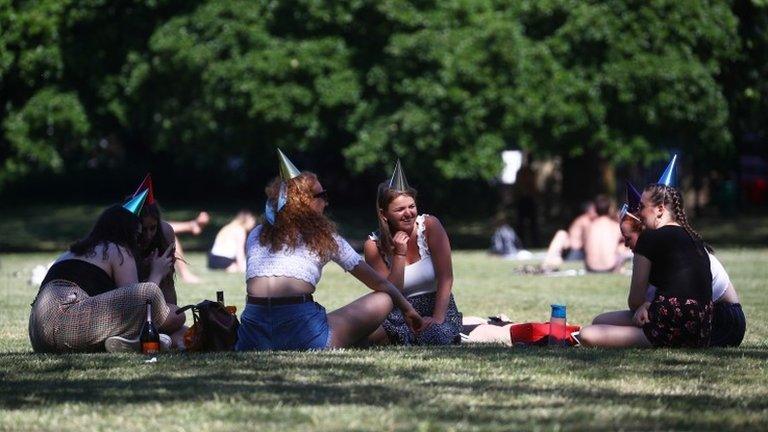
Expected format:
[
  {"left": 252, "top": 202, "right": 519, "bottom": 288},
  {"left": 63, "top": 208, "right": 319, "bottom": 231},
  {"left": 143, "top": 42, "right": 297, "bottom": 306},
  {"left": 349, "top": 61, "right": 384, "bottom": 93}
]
[
  {"left": 123, "top": 189, "right": 149, "bottom": 215},
  {"left": 133, "top": 173, "right": 156, "bottom": 205},
  {"left": 657, "top": 154, "right": 678, "bottom": 187},
  {"left": 266, "top": 149, "right": 301, "bottom": 224},
  {"left": 618, "top": 203, "right": 641, "bottom": 222},
  {"left": 626, "top": 181, "right": 641, "bottom": 213},
  {"left": 277, "top": 149, "right": 301, "bottom": 181},
  {"left": 387, "top": 159, "right": 410, "bottom": 191}
]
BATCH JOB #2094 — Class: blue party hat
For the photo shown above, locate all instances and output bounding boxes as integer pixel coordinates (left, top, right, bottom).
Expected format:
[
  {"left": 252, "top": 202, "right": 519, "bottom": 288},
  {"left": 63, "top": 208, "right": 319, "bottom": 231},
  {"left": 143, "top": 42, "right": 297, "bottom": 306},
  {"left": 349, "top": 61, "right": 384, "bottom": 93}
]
[
  {"left": 626, "top": 181, "right": 642, "bottom": 213},
  {"left": 123, "top": 188, "right": 149, "bottom": 215},
  {"left": 657, "top": 154, "right": 678, "bottom": 187}
]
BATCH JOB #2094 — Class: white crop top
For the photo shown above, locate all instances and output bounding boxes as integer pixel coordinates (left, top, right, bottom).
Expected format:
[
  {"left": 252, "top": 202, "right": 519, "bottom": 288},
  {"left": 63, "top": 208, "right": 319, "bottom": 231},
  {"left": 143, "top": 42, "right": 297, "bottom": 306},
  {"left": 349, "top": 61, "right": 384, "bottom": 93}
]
[
  {"left": 370, "top": 214, "right": 438, "bottom": 298},
  {"left": 246, "top": 225, "right": 362, "bottom": 286},
  {"left": 646, "top": 252, "right": 731, "bottom": 302}
]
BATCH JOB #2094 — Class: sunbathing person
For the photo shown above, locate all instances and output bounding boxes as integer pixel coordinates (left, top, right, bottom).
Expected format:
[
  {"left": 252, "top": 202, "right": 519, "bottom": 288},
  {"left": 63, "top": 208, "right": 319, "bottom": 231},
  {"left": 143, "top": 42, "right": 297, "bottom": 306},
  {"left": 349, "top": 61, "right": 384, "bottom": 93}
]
[
  {"left": 236, "top": 151, "right": 422, "bottom": 350},
  {"left": 28, "top": 199, "right": 184, "bottom": 352},
  {"left": 207, "top": 210, "right": 257, "bottom": 272},
  {"left": 542, "top": 201, "right": 597, "bottom": 271},
  {"left": 167, "top": 211, "right": 209, "bottom": 283},
  {"left": 592, "top": 215, "right": 746, "bottom": 347},
  {"left": 363, "top": 161, "right": 463, "bottom": 345},
  {"left": 582, "top": 195, "right": 626, "bottom": 273},
  {"left": 580, "top": 184, "right": 713, "bottom": 348}
]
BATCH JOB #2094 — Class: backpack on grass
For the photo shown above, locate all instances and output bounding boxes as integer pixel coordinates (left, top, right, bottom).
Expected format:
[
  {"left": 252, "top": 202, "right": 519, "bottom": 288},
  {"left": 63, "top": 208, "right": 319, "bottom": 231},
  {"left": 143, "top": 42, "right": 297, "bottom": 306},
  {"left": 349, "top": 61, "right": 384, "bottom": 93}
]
[{"left": 177, "top": 300, "right": 239, "bottom": 352}]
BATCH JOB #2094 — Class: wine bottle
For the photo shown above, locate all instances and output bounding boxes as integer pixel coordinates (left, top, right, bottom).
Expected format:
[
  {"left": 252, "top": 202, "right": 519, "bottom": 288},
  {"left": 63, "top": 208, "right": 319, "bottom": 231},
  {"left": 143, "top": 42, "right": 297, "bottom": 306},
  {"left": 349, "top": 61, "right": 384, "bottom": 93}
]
[
  {"left": 140, "top": 300, "right": 161, "bottom": 354},
  {"left": 216, "top": 291, "right": 224, "bottom": 304}
]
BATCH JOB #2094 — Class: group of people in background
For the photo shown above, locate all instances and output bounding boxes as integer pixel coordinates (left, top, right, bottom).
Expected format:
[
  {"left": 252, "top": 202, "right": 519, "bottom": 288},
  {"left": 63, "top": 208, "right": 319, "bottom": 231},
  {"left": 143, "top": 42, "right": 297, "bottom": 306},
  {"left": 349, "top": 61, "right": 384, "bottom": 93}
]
[{"left": 26, "top": 151, "right": 744, "bottom": 353}]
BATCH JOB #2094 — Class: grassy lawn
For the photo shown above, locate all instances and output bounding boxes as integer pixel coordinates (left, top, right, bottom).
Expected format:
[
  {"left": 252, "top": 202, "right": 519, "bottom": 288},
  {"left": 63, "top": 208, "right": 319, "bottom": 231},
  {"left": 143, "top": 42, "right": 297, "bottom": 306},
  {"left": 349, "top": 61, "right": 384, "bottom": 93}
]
[{"left": 1, "top": 249, "right": 767, "bottom": 431}]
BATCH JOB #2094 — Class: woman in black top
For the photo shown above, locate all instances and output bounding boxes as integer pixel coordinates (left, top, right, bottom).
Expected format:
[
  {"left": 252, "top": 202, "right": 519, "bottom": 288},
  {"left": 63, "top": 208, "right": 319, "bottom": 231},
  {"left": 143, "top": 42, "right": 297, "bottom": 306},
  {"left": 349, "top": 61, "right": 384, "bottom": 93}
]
[
  {"left": 580, "top": 184, "right": 712, "bottom": 348},
  {"left": 29, "top": 205, "right": 181, "bottom": 352}
]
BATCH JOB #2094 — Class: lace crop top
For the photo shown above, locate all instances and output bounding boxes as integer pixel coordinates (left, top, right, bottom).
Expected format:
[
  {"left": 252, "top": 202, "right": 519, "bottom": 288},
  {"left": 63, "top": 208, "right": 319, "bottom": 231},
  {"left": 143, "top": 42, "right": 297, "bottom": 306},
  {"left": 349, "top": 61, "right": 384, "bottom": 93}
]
[
  {"left": 369, "top": 214, "right": 438, "bottom": 298},
  {"left": 246, "top": 225, "right": 362, "bottom": 286}
]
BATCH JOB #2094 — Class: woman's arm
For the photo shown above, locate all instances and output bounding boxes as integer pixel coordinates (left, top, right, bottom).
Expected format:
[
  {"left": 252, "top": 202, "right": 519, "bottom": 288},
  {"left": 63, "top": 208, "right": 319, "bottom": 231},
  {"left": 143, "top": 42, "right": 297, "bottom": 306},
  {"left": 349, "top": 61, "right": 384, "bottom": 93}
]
[
  {"left": 628, "top": 254, "right": 651, "bottom": 310},
  {"left": 111, "top": 244, "right": 140, "bottom": 287},
  {"left": 363, "top": 238, "right": 407, "bottom": 290},
  {"left": 350, "top": 261, "right": 423, "bottom": 330},
  {"left": 425, "top": 215, "right": 453, "bottom": 323},
  {"left": 234, "top": 228, "right": 248, "bottom": 272}
]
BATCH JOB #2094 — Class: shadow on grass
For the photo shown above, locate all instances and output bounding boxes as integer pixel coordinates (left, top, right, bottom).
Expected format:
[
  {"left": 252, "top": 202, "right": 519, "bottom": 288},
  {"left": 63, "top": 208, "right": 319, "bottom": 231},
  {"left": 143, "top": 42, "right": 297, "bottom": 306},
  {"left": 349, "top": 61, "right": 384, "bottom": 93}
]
[{"left": 1, "top": 346, "right": 767, "bottom": 418}]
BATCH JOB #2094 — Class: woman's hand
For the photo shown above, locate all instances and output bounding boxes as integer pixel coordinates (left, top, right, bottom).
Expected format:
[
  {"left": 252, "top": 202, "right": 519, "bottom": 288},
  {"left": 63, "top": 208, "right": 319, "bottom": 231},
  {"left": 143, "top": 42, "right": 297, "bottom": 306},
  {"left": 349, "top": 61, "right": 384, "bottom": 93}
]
[
  {"left": 393, "top": 231, "right": 409, "bottom": 256},
  {"left": 633, "top": 301, "right": 651, "bottom": 327},
  {"left": 149, "top": 243, "right": 175, "bottom": 283},
  {"left": 404, "top": 308, "right": 424, "bottom": 333}
]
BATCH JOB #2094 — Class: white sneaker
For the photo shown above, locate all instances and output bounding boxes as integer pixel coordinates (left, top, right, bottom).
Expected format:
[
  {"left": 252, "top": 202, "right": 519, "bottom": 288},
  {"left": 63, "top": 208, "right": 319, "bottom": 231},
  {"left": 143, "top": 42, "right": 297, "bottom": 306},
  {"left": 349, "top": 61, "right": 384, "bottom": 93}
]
[{"left": 105, "top": 334, "right": 172, "bottom": 353}]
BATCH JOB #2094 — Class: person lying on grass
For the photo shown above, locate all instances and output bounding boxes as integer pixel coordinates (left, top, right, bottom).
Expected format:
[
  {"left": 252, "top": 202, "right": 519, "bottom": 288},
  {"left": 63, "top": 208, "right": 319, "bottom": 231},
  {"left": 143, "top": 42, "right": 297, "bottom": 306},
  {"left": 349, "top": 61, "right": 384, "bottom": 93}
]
[
  {"left": 29, "top": 204, "right": 185, "bottom": 353},
  {"left": 590, "top": 214, "right": 745, "bottom": 347},
  {"left": 579, "top": 184, "right": 714, "bottom": 348},
  {"left": 236, "top": 152, "right": 422, "bottom": 351}
]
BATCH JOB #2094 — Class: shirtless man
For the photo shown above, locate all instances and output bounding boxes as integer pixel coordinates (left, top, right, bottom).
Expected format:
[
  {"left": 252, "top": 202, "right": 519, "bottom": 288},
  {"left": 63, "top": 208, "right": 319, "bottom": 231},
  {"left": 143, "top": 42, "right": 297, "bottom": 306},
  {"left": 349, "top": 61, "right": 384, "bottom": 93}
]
[
  {"left": 542, "top": 201, "right": 597, "bottom": 271},
  {"left": 583, "top": 195, "right": 625, "bottom": 273}
]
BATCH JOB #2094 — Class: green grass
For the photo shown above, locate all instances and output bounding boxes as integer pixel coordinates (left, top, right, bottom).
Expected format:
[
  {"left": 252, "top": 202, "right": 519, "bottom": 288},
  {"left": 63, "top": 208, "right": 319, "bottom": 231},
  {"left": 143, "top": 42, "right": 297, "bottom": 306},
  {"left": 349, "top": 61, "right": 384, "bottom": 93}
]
[{"left": 1, "top": 250, "right": 767, "bottom": 431}]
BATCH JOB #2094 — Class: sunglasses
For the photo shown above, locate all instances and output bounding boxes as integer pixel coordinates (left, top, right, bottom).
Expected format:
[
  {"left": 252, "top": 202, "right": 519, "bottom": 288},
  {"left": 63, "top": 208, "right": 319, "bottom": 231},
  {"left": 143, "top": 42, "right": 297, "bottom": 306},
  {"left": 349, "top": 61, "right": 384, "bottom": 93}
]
[{"left": 313, "top": 190, "right": 329, "bottom": 202}]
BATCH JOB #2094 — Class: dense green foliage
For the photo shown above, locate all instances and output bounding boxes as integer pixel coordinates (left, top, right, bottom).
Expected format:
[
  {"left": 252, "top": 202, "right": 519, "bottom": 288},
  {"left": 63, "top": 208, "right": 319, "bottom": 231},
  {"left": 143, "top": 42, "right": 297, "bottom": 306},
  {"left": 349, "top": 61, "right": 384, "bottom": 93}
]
[{"left": 0, "top": 0, "right": 765, "bottom": 190}]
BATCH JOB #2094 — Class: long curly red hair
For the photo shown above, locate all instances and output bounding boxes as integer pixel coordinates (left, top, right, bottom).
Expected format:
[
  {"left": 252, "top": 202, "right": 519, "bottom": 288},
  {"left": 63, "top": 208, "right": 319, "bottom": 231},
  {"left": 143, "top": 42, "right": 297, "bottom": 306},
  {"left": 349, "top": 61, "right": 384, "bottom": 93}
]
[{"left": 259, "top": 172, "right": 339, "bottom": 261}]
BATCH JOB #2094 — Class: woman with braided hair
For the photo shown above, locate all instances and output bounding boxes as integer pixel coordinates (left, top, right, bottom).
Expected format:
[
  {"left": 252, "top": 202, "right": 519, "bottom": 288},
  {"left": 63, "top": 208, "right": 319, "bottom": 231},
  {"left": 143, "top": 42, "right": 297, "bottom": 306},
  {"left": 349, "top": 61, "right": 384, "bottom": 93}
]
[{"left": 580, "top": 184, "right": 714, "bottom": 348}]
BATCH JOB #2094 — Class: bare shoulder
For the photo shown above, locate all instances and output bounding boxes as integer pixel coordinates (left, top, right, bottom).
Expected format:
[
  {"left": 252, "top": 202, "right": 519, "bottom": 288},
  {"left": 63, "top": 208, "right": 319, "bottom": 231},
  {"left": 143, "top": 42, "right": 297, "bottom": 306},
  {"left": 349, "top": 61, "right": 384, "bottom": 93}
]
[
  {"left": 363, "top": 238, "right": 380, "bottom": 257},
  {"left": 424, "top": 214, "right": 447, "bottom": 234},
  {"left": 161, "top": 220, "right": 176, "bottom": 240}
]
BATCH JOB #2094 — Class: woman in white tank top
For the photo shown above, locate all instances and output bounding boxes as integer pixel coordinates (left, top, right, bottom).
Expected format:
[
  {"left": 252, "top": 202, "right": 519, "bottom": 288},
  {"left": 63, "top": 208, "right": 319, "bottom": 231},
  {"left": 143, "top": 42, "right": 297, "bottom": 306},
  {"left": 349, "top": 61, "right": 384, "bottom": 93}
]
[{"left": 363, "top": 162, "right": 463, "bottom": 345}]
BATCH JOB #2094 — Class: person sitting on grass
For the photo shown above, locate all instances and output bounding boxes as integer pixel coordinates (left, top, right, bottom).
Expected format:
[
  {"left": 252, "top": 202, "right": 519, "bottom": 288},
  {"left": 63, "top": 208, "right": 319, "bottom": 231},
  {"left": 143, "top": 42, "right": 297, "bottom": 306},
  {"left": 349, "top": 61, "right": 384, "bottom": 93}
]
[
  {"left": 579, "top": 184, "right": 713, "bottom": 348},
  {"left": 28, "top": 197, "right": 185, "bottom": 353},
  {"left": 207, "top": 210, "right": 257, "bottom": 272},
  {"left": 582, "top": 195, "right": 627, "bottom": 273},
  {"left": 167, "top": 211, "right": 210, "bottom": 284},
  {"left": 592, "top": 214, "right": 746, "bottom": 347},
  {"left": 363, "top": 160, "right": 463, "bottom": 345},
  {"left": 541, "top": 200, "right": 597, "bottom": 271},
  {"left": 235, "top": 150, "right": 423, "bottom": 351}
]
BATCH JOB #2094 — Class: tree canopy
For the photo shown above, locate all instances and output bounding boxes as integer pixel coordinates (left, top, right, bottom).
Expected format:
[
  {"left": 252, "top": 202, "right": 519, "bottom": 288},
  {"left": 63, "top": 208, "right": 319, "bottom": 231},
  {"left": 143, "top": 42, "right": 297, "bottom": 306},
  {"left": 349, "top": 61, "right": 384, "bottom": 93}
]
[{"left": 1, "top": 0, "right": 764, "bottom": 196}]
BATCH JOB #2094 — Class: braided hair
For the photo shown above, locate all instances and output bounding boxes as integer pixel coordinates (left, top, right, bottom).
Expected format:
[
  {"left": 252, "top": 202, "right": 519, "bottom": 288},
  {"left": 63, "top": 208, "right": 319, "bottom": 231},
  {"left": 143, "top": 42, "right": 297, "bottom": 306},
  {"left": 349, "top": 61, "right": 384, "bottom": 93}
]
[{"left": 643, "top": 184, "right": 712, "bottom": 254}]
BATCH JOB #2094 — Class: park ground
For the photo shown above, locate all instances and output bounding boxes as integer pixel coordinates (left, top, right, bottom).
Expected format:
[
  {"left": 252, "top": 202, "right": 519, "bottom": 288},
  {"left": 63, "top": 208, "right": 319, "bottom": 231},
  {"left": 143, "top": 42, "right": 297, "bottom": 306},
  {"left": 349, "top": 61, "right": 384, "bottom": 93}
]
[{"left": 0, "top": 207, "right": 767, "bottom": 431}]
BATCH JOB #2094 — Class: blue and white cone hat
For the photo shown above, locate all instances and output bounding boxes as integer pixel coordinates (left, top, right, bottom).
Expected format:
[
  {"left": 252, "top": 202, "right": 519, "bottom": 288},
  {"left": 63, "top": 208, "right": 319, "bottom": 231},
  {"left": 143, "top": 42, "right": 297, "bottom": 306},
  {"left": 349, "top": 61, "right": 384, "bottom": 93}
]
[
  {"left": 265, "top": 149, "right": 302, "bottom": 225},
  {"left": 657, "top": 154, "right": 678, "bottom": 188},
  {"left": 122, "top": 188, "right": 149, "bottom": 216},
  {"left": 618, "top": 181, "right": 642, "bottom": 222}
]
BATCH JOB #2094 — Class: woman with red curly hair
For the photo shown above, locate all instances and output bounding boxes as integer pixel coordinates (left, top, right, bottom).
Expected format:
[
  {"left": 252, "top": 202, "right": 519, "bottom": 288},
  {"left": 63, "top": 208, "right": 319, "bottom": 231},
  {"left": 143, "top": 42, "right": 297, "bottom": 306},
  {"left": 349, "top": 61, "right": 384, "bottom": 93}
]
[{"left": 236, "top": 153, "right": 423, "bottom": 350}]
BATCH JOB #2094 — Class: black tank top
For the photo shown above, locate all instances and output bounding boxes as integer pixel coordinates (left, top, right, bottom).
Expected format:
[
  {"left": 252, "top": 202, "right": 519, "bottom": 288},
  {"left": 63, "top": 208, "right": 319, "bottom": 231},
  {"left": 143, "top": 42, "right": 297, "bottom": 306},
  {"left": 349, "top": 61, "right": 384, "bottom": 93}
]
[{"left": 40, "top": 260, "right": 116, "bottom": 297}]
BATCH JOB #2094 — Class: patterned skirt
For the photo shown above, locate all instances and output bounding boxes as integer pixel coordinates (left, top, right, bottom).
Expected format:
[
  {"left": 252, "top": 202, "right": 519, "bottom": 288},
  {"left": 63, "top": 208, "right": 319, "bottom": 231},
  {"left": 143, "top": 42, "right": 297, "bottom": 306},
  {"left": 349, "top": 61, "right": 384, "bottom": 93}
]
[
  {"left": 383, "top": 292, "right": 462, "bottom": 345},
  {"left": 642, "top": 294, "right": 712, "bottom": 348},
  {"left": 29, "top": 280, "right": 170, "bottom": 353}
]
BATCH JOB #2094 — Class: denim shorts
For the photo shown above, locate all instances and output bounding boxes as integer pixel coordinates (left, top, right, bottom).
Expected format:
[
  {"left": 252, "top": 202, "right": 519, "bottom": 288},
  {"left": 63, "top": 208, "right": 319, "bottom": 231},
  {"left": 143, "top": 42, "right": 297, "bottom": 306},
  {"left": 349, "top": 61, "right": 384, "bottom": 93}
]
[{"left": 235, "top": 301, "right": 331, "bottom": 351}]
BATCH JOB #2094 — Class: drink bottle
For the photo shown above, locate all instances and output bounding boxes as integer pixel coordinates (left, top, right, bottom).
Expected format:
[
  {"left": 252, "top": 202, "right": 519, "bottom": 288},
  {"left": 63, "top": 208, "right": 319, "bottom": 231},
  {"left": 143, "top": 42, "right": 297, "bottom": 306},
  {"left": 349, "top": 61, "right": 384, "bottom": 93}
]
[
  {"left": 548, "top": 304, "right": 567, "bottom": 347},
  {"left": 140, "top": 300, "right": 161, "bottom": 354},
  {"left": 217, "top": 291, "right": 224, "bottom": 304}
]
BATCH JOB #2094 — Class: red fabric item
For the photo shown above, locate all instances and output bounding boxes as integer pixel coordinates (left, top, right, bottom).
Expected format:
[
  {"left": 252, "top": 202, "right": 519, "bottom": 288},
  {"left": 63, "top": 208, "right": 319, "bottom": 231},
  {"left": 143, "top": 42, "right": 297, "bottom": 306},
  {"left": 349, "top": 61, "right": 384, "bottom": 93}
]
[
  {"left": 509, "top": 322, "right": 581, "bottom": 346},
  {"left": 133, "top": 173, "right": 156, "bottom": 205}
]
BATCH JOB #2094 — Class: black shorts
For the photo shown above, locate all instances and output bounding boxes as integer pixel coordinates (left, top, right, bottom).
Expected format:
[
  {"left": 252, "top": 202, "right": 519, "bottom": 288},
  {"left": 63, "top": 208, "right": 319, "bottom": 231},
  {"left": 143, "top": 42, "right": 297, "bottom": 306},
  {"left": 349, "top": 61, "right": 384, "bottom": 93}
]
[
  {"left": 207, "top": 253, "right": 235, "bottom": 270},
  {"left": 710, "top": 302, "right": 746, "bottom": 347}
]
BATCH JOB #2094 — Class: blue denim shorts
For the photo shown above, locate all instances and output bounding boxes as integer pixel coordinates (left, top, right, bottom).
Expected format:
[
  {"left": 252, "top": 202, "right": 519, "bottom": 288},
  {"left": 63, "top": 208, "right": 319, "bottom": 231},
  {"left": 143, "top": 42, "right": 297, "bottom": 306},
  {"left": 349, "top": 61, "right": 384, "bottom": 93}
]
[{"left": 235, "top": 301, "right": 331, "bottom": 351}]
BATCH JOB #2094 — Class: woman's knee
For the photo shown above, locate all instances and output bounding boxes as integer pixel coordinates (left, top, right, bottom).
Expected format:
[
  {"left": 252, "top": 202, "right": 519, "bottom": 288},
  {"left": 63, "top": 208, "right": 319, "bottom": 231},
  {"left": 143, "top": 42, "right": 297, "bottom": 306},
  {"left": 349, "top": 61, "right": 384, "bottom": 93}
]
[
  {"left": 578, "top": 325, "right": 600, "bottom": 347},
  {"left": 160, "top": 304, "right": 186, "bottom": 332}
]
